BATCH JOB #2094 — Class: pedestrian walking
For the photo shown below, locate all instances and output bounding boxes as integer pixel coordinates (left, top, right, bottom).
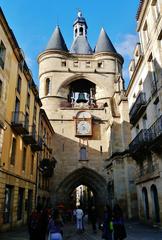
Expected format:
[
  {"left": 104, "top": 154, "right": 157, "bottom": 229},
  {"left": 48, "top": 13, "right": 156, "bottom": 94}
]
[
  {"left": 113, "top": 204, "right": 127, "bottom": 240},
  {"left": 48, "top": 211, "right": 63, "bottom": 240},
  {"left": 75, "top": 205, "right": 84, "bottom": 232},
  {"left": 102, "top": 205, "right": 113, "bottom": 240},
  {"left": 89, "top": 205, "right": 97, "bottom": 233},
  {"left": 28, "top": 209, "right": 41, "bottom": 240}
]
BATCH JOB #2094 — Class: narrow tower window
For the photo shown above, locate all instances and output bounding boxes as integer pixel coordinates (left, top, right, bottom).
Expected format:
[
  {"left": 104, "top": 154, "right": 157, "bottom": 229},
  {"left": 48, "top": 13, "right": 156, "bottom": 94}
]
[
  {"left": 0, "top": 79, "right": 2, "bottom": 99},
  {"left": 45, "top": 78, "right": 50, "bottom": 95},
  {"left": 80, "top": 147, "right": 87, "bottom": 160},
  {"left": 79, "top": 27, "right": 83, "bottom": 36},
  {"left": 0, "top": 40, "right": 6, "bottom": 69}
]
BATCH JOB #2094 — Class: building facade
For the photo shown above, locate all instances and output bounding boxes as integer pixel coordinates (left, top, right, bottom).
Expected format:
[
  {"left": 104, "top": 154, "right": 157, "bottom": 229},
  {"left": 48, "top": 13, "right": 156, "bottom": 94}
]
[
  {"left": 0, "top": 8, "right": 42, "bottom": 231},
  {"left": 127, "top": 0, "right": 162, "bottom": 225},
  {"left": 37, "top": 108, "right": 55, "bottom": 209},
  {"left": 38, "top": 11, "right": 137, "bottom": 218}
]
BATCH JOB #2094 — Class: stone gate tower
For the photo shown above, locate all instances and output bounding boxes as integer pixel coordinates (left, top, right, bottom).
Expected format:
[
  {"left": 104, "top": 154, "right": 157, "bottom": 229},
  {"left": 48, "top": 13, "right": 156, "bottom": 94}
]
[{"left": 38, "top": 11, "right": 137, "bottom": 217}]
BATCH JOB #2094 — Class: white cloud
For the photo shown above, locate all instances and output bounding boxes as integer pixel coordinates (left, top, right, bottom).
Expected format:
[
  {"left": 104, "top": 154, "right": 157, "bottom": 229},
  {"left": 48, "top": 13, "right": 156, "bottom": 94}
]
[{"left": 116, "top": 34, "right": 138, "bottom": 58}]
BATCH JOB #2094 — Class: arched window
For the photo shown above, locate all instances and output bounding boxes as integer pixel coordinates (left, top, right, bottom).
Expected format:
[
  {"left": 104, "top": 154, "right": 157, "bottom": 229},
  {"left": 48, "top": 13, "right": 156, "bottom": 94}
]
[
  {"left": 80, "top": 147, "right": 87, "bottom": 160},
  {"left": 79, "top": 27, "right": 83, "bottom": 36},
  {"left": 75, "top": 28, "right": 77, "bottom": 37},
  {"left": 45, "top": 78, "right": 50, "bottom": 96},
  {"left": 142, "top": 187, "right": 149, "bottom": 220},
  {"left": 151, "top": 184, "right": 160, "bottom": 223}
]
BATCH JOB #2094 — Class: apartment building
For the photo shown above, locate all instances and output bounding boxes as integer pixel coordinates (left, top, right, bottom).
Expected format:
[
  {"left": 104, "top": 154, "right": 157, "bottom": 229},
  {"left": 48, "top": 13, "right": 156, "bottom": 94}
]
[
  {"left": 37, "top": 109, "right": 55, "bottom": 209},
  {"left": 0, "top": 8, "right": 42, "bottom": 231},
  {"left": 127, "top": 0, "right": 162, "bottom": 226}
]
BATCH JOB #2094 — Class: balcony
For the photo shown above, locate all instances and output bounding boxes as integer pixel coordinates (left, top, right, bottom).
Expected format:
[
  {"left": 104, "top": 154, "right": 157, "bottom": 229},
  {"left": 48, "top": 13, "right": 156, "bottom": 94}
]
[
  {"left": 136, "top": 163, "right": 160, "bottom": 183},
  {"left": 149, "top": 115, "right": 162, "bottom": 152},
  {"left": 39, "top": 158, "right": 57, "bottom": 178},
  {"left": 129, "top": 129, "right": 151, "bottom": 158},
  {"left": 31, "top": 135, "right": 43, "bottom": 152},
  {"left": 11, "top": 111, "right": 29, "bottom": 135},
  {"left": 22, "top": 125, "right": 36, "bottom": 145},
  {"left": 129, "top": 92, "right": 147, "bottom": 125}
]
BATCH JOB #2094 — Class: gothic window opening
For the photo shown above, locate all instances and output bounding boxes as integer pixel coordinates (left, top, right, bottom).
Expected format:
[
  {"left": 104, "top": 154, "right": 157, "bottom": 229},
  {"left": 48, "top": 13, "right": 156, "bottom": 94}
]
[
  {"left": 0, "top": 40, "right": 6, "bottom": 69},
  {"left": 45, "top": 78, "right": 50, "bottom": 95},
  {"left": 68, "top": 79, "right": 96, "bottom": 107},
  {"left": 0, "top": 79, "right": 2, "bottom": 99},
  {"left": 75, "top": 28, "right": 77, "bottom": 37},
  {"left": 80, "top": 146, "right": 87, "bottom": 160},
  {"left": 79, "top": 27, "right": 83, "bottom": 36}
]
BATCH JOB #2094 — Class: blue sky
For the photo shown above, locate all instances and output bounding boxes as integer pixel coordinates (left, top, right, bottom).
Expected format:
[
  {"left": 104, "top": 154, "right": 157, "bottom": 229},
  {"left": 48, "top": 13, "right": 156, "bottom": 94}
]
[{"left": 1, "top": 0, "right": 139, "bottom": 87}]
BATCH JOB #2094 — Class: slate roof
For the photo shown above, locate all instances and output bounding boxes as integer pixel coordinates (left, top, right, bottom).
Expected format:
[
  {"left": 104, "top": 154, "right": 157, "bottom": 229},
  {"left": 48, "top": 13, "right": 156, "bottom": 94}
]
[
  {"left": 46, "top": 26, "right": 68, "bottom": 52},
  {"left": 94, "top": 28, "right": 117, "bottom": 54},
  {"left": 73, "top": 16, "right": 88, "bottom": 28},
  {"left": 70, "top": 36, "right": 93, "bottom": 54}
]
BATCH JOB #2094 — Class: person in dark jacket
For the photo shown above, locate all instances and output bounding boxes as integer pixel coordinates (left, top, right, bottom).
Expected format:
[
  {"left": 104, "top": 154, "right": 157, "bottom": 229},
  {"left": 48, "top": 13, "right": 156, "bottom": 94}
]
[
  {"left": 28, "top": 209, "right": 41, "bottom": 240},
  {"left": 89, "top": 206, "right": 97, "bottom": 233},
  {"left": 102, "top": 205, "right": 113, "bottom": 240},
  {"left": 113, "top": 204, "right": 127, "bottom": 240}
]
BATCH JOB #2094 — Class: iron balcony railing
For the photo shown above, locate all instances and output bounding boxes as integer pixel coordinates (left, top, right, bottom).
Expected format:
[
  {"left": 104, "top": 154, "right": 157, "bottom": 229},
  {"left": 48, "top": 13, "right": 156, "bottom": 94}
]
[
  {"left": 11, "top": 111, "right": 29, "bottom": 134},
  {"left": 129, "top": 92, "right": 147, "bottom": 125},
  {"left": 129, "top": 129, "right": 151, "bottom": 155},
  {"left": 31, "top": 135, "right": 43, "bottom": 152},
  {"left": 149, "top": 114, "right": 162, "bottom": 142},
  {"left": 22, "top": 125, "right": 37, "bottom": 144}
]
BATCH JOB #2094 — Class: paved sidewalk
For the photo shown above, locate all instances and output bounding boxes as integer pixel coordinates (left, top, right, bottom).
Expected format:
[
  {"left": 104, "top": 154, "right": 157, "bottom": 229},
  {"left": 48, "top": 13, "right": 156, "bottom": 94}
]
[{"left": 0, "top": 221, "right": 162, "bottom": 240}]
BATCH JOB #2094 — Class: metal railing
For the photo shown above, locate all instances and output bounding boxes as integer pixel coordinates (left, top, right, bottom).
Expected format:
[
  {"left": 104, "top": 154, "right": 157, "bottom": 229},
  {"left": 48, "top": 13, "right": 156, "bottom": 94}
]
[
  {"left": 129, "top": 92, "right": 147, "bottom": 123},
  {"left": 12, "top": 111, "right": 29, "bottom": 129},
  {"left": 129, "top": 129, "right": 151, "bottom": 154},
  {"left": 149, "top": 115, "right": 162, "bottom": 141}
]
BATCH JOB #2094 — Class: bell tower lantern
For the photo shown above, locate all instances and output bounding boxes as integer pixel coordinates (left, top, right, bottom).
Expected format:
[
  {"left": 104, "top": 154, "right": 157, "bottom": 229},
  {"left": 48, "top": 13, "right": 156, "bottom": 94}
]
[{"left": 73, "top": 11, "right": 88, "bottom": 39}]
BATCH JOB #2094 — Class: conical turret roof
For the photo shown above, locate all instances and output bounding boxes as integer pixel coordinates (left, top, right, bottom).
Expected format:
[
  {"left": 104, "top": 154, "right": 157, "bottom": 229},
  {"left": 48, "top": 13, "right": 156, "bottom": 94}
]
[
  {"left": 46, "top": 26, "right": 68, "bottom": 52},
  {"left": 70, "top": 36, "right": 92, "bottom": 54},
  {"left": 95, "top": 28, "right": 117, "bottom": 53}
]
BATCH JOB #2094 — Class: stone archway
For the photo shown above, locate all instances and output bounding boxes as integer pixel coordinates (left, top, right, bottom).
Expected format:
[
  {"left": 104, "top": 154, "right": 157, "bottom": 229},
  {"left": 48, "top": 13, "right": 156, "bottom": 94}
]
[{"left": 54, "top": 167, "right": 108, "bottom": 213}]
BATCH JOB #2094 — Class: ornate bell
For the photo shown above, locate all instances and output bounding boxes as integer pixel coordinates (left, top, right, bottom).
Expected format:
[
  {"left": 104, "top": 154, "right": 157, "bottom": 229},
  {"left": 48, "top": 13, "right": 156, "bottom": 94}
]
[{"left": 76, "top": 92, "right": 88, "bottom": 103}]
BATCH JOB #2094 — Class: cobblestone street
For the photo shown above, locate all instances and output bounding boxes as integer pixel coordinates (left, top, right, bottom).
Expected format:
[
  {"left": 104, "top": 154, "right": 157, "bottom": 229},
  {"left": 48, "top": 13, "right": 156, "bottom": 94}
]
[{"left": 0, "top": 221, "right": 162, "bottom": 240}]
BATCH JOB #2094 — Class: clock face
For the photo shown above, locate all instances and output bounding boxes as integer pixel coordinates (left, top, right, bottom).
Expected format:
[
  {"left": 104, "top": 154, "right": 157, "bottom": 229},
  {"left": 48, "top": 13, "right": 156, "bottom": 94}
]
[{"left": 77, "top": 121, "right": 91, "bottom": 135}]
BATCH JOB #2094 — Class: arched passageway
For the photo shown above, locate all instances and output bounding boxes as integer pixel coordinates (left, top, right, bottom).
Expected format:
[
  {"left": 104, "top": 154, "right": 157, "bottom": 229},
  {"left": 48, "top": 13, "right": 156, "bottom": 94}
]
[{"left": 54, "top": 167, "right": 108, "bottom": 217}]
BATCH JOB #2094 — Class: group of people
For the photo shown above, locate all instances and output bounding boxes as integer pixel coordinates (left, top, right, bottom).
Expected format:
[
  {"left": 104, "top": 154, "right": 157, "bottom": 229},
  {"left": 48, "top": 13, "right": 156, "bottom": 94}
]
[
  {"left": 73, "top": 203, "right": 126, "bottom": 240},
  {"left": 28, "top": 207, "right": 64, "bottom": 240},
  {"left": 102, "top": 204, "right": 127, "bottom": 240},
  {"left": 28, "top": 203, "right": 126, "bottom": 240}
]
